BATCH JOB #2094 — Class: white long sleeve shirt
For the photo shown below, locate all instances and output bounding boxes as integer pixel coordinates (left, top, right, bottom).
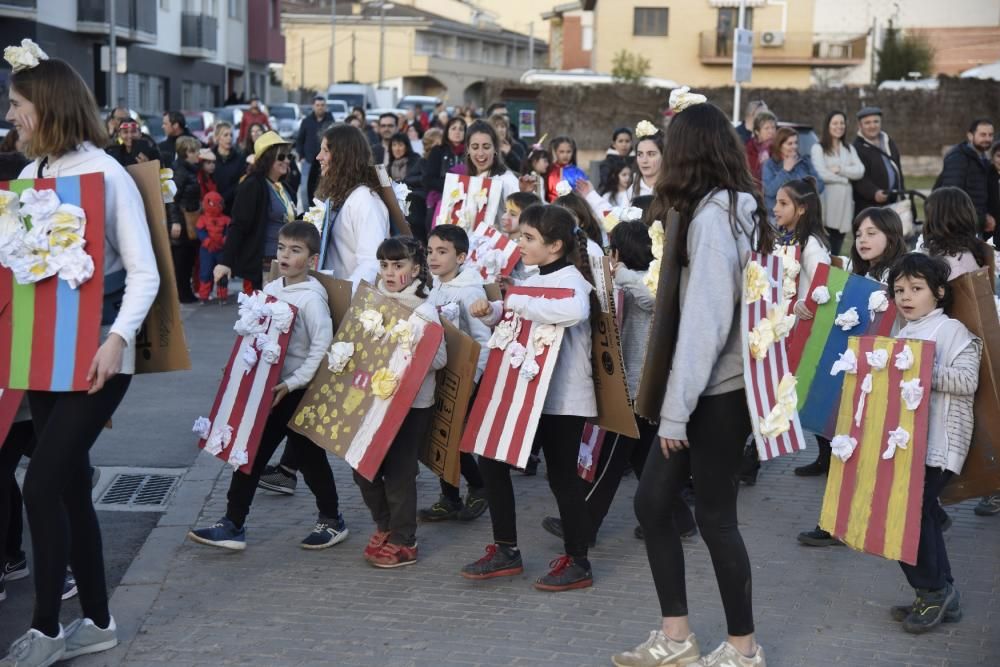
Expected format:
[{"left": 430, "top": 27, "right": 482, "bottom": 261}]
[{"left": 323, "top": 186, "right": 389, "bottom": 292}]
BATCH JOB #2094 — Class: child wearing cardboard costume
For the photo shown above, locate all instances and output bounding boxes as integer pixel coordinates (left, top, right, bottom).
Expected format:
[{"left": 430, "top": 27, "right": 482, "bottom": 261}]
[
  {"left": 195, "top": 191, "right": 231, "bottom": 302},
  {"left": 358, "top": 237, "right": 448, "bottom": 568},
  {"left": 887, "top": 253, "right": 981, "bottom": 634},
  {"left": 188, "top": 222, "right": 345, "bottom": 551},
  {"left": 462, "top": 204, "right": 599, "bottom": 592},
  {"left": 418, "top": 225, "right": 490, "bottom": 522}
]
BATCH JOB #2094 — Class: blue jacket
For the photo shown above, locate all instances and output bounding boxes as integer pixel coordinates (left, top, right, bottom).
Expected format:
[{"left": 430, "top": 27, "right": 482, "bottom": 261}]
[{"left": 762, "top": 155, "right": 824, "bottom": 220}]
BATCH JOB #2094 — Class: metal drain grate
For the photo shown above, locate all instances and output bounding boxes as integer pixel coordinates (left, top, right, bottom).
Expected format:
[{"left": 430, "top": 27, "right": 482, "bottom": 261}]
[{"left": 95, "top": 472, "right": 181, "bottom": 511}]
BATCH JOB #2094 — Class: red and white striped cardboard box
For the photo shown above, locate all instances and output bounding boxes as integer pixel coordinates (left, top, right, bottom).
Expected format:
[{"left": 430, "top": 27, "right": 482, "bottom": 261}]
[
  {"left": 196, "top": 293, "right": 297, "bottom": 473},
  {"left": 460, "top": 286, "right": 572, "bottom": 469}
]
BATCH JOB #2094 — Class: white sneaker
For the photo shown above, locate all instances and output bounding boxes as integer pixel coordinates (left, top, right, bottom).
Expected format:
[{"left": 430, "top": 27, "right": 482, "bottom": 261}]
[
  {"left": 63, "top": 616, "right": 118, "bottom": 659},
  {"left": 0, "top": 627, "right": 65, "bottom": 667},
  {"left": 612, "top": 630, "right": 701, "bottom": 666},
  {"left": 693, "top": 641, "right": 766, "bottom": 667}
]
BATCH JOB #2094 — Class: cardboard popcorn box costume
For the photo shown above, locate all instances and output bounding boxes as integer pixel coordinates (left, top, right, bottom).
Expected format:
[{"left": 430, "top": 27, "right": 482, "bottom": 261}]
[
  {"left": 0, "top": 389, "right": 23, "bottom": 446},
  {"left": 194, "top": 293, "right": 297, "bottom": 473},
  {"left": 786, "top": 264, "right": 897, "bottom": 439},
  {"left": 818, "top": 335, "right": 934, "bottom": 565},
  {"left": 290, "top": 283, "right": 444, "bottom": 482},
  {"left": 941, "top": 269, "right": 1000, "bottom": 503},
  {"left": 634, "top": 211, "right": 681, "bottom": 421},
  {"left": 127, "top": 160, "right": 191, "bottom": 374},
  {"left": 742, "top": 252, "right": 806, "bottom": 460},
  {"left": 421, "top": 319, "right": 480, "bottom": 487},
  {"left": 467, "top": 220, "right": 522, "bottom": 282},
  {"left": 460, "top": 286, "right": 572, "bottom": 469},
  {"left": 0, "top": 174, "right": 105, "bottom": 392},
  {"left": 434, "top": 173, "right": 504, "bottom": 230}
]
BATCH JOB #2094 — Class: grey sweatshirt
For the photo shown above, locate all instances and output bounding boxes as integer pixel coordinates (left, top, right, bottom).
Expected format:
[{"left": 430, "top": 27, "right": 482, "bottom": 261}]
[
  {"left": 658, "top": 190, "right": 758, "bottom": 440},
  {"left": 263, "top": 276, "right": 334, "bottom": 392},
  {"left": 428, "top": 269, "right": 491, "bottom": 381}
]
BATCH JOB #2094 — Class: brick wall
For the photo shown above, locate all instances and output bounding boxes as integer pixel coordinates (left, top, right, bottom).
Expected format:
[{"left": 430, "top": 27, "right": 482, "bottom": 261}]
[{"left": 488, "top": 76, "right": 1000, "bottom": 161}]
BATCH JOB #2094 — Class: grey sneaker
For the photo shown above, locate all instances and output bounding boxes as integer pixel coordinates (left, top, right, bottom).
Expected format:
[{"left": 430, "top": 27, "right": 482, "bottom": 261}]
[
  {"left": 63, "top": 616, "right": 118, "bottom": 660},
  {"left": 0, "top": 628, "right": 65, "bottom": 667},
  {"left": 694, "top": 641, "right": 765, "bottom": 666},
  {"left": 257, "top": 465, "right": 297, "bottom": 495},
  {"left": 974, "top": 494, "right": 1000, "bottom": 516},
  {"left": 612, "top": 630, "right": 700, "bottom": 667}
]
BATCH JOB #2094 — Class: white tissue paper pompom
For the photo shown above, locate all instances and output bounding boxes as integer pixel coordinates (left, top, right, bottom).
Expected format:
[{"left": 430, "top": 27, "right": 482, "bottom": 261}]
[
  {"left": 532, "top": 324, "right": 559, "bottom": 353},
  {"left": 868, "top": 290, "right": 889, "bottom": 316},
  {"left": 830, "top": 348, "right": 858, "bottom": 376},
  {"left": 204, "top": 424, "right": 233, "bottom": 455},
  {"left": 259, "top": 340, "right": 281, "bottom": 365},
  {"left": 439, "top": 302, "right": 461, "bottom": 325},
  {"left": 866, "top": 348, "right": 889, "bottom": 371},
  {"left": 900, "top": 378, "right": 924, "bottom": 411},
  {"left": 830, "top": 435, "right": 858, "bottom": 463},
  {"left": 555, "top": 180, "right": 573, "bottom": 197},
  {"left": 507, "top": 341, "right": 527, "bottom": 369},
  {"left": 327, "top": 341, "right": 355, "bottom": 374},
  {"left": 894, "top": 345, "right": 914, "bottom": 371},
  {"left": 834, "top": 307, "right": 861, "bottom": 331},
  {"left": 811, "top": 286, "right": 831, "bottom": 305},
  {"left": 192, "top": 417, "right": 212, "bottom": 440},
  {"left": 835, "top": 290, "right": 843, "bottom": 303},
  {"left": 241, "top": 344, "right": 259, "bottom": 372},
  {"left": 518, "top": 356, "right": 540, "bottom": 381},
  {"left": 882, "top": 427, "right": 910, "bottom": 460},
  {"left": 359, "top": 309, "right": 386, "bottom": 338}
]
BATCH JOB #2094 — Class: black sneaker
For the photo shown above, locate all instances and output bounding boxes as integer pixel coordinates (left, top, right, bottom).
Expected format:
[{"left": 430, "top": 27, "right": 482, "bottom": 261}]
[
  {"left": 634, "top": 525, "right": 644, "bottom": 540},
  {"left": 739, "top": 442, "right": 760, "bottom": 486},
  {"left": 793, "top": 459, "right": 829, "bottom": 476},
  {"left": 534, "top": 555, "right": 593, "bottom": 592},
  {"left": 257, "top": 465, "right": 297, "bottom": 495},
  {"left": 300, "top": 514, "right": 349, "bottom": 550},
  {"left": 974, "top": 494, "right": 1000, "bottom": 516},
  {"left": 461, "top": 544, "right": 523, "bottom": 580},
  {"left": 522, "top": 454, "right": 540, "bottom": 476},
  {"left": 891, "top": 587, "right": 962, "bottom": 623},
  {"left": 3, "top": 556, "right": 28, "bottom": 582},
  {"left": 903, "top": 585, "right": 958, "bottom": 634},
  {"left": 458, "top": 487, "right": 488, "bottom": 521},
  {"left": 418, "top": 494, "right": 463, "bottom": 522},
  {"left": 797, "top": 527, "right": 843, "bottom": 547}
]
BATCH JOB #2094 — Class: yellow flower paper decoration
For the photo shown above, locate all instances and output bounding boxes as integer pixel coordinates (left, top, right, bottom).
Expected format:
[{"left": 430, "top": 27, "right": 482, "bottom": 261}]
[
  {"left": 643, "top": 220, "right": 666, "bottom": 297},
  {"left": 759, "top": 373, "right": 798, "bottom": 438},
  {"left": 744, "top": 261, "right": 769, "bottom": 303},
  {"left": 370, "top": 368, "right": 399, "bottom": 400},
  {"left": 748, "top": 305, "right": 795, "bottom": 360},
  {"left": 603, "top": 211, "right": 620, "bottom": 234},
  {"left": 748, "top": 327, "right": 773, "bottom": 360}
]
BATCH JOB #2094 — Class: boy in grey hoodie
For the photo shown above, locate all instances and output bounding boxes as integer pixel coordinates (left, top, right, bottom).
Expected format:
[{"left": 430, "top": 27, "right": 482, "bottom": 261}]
[
  {"left": 189, "top": 222, "right": 346, "bottom": 552},
  {"left": 418, "top": 225, "right": 490, "bottom": 522}
]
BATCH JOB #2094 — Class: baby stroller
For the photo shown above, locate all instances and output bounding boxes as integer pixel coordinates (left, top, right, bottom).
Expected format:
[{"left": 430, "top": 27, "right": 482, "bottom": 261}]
[{"left": 886, "top": 188, "right": 927, "bottom": 249}]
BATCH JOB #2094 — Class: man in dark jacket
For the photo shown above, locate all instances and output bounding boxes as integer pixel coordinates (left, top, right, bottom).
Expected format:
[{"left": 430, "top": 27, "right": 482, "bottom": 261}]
[
  {"left": 295, "top": 96, "right": 334, "bottom": 208},
  {"left": 159, "top": 111, "right": 194, "bottom": 167},
  {"left": 934, "top": 118, "right": 998, "bottom": 234},
  {"left": 371, "top": 112, "right": 398, "bottom": 167},
  {"left": 852, "top": 106, "right": 905, "bottom": 216}
]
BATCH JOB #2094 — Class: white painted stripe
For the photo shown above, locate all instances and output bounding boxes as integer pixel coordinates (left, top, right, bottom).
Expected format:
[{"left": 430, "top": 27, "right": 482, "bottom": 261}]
[
  {"left": 210, "top": 336, "right": 253, "bottom": 446},
  {"left": 228, "top": 324, "right": 283, "bottom": 466},
  {"left": 494, "top": 329, "right": 537, "bottom": 463},
  {"left": 474, "top": 344, "right": 515, "bottom": 456},
  {"left": 516, "top": 333, "right": 564, "bottom": 468}
]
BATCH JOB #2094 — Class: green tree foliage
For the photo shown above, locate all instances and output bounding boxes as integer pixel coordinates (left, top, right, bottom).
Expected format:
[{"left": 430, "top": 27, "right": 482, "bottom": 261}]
[
  {"left": 611, "top": 49, "right": 651, "bottom": 84},
  {"left": 876, "top": 23, "right": 935, "bottom": 83}
]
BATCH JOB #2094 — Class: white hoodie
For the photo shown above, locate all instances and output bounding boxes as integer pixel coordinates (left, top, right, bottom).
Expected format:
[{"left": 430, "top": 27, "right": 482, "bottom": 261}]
[
  {"left": 428, "top": 268, "right": 491, "bottom": 381},
  {"left": 263, "top": 275, "right": 333, "bottom": 391}
]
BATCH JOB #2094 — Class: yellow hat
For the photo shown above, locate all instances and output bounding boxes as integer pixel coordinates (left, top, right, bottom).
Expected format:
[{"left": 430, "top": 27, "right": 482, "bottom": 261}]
[{"left": 253, "top": 130, "right": 291, "bottom": 160}]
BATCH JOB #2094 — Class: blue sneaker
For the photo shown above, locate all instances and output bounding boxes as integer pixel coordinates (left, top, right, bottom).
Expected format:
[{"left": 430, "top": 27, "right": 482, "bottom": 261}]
[
  {"left": 300, "top": 514, "right": 349, "bottom": 550},
  {"left": 187, "top": 518, "right": 246, "bottom": 551}
]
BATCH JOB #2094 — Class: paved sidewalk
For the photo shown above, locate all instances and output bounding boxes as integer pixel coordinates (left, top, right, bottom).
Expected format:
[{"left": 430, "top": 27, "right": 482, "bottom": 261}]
[{"left": 84, "top": 444, "right": 999, "bottom": 667}]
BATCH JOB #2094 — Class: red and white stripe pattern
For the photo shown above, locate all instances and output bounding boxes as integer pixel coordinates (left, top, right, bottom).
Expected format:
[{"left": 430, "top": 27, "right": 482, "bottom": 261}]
[
  {"left": 468, "top": 221, "right": 522, "bottom": 280},
  {"left": 198, "top": 295, "right": 296, "bottom": 473},
  {"left": 435, "top": 174, "right": 504, "bottom": 230},
  {"left": 0, "top": 388, "right": 23, "bottom": 446},
  {"left": 743, "top": 252, "right": 806, "bottom": 461},
  {"left": 460, "top": 287, "right": 572, "bottom": 469},
  {"left": 577, "top": 422, "right": 606, "bottom": 482},
  {"left": 773, "top": 244, "right": 803, "bottom": 315},
  {"left": 345, "top": 312, "right": 444, "bottom": 481}
]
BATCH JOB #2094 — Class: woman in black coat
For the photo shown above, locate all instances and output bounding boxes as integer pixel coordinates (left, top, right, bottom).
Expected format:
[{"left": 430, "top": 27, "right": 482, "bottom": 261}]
[
  {"left": 212, "top": 121, "right": 246, "bottom": 216},
  {"left": 422, "top": 116, "right": 467, "bottom": 223},
  {"left": 388, "top": 132, "right": 428, "bottom": 243}
]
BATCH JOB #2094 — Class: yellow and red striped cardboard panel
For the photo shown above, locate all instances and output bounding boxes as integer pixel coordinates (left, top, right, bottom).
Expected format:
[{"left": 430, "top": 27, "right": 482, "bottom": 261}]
[{"left": 819, "top": 335, "right": 933, "bottom": 565}]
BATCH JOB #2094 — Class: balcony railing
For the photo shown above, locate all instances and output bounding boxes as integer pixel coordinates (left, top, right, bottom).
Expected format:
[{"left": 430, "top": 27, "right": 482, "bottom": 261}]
[
  {"left": 181, "top": 13, "right": 218, "bottom": 57},
  {"left": 77, "top": 0, "right": 157, "bottom": 41},
  {"left": 698, "top": 31, "right": 866, "bottom": 67},
  {"left": 0, "top": 0, "right": 37, "bottom": 10}
]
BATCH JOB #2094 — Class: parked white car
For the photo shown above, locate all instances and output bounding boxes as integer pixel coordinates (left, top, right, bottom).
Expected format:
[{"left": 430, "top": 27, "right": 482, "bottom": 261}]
[{"left": 270, "top": 103, "right": 303, "bottom": 140}]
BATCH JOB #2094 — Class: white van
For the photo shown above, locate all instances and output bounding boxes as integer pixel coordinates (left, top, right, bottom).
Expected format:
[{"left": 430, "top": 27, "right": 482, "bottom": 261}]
[{"left": 327, "top": 83, "right": 378, "bottom": 111}]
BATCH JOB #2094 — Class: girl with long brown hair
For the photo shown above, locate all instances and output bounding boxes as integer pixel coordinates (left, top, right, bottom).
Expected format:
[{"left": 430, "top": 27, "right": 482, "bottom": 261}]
[
  {"left": 615, "top": 94, "right": 774, "bottom": 667},
  {"left": 3, "top": 41, "right": 159, "bottom": 663}
]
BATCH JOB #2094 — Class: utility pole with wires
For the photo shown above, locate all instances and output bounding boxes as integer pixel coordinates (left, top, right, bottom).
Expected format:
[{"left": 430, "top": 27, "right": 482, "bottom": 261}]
[
  {"left": 108, "top": 0, "right": 117, "bottom": 107},
  {"left": 329, "top": 0, "right": 337, "bottom": 88}
]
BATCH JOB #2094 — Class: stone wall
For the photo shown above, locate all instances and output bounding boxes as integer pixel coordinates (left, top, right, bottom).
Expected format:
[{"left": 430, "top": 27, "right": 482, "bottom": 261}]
[{"left": 488, "top": 77, "right": 1000, "bottom": 174}]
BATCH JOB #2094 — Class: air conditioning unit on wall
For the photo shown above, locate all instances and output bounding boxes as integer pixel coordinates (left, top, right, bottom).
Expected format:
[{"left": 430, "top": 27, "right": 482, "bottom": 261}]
[{"left": 760, "top": 31, "right": 785, "bottom": 47}]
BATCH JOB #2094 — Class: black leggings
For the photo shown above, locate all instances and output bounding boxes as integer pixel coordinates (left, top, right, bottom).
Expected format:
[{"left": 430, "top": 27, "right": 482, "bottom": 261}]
[
  {"left": 440, "top": 452, "right": 485, "bottom": 501},
  {"left": 24, "top": 375, "right": 131, "bottom": 637},
  {"left": 1, "top": 420, "right": 36, "bottom": 563},
  {"left": 226, "top": 389, "right": 340, "bottom": 528},
  {"left": 586, "top": 417, "right": 694, "bottom": 536},
  {"left": 635, "top": 389, "right": 754, "bottom": 636},
  {"left": 479, "top": 414, "right": 592, "bottom": 558}
]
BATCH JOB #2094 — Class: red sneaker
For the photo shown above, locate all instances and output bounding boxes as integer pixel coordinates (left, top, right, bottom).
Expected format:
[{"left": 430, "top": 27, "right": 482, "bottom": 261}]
[
  {"left": 363, "top": 530, "right": 390, "bottom": 561},
  {"left": 369, "top": 542, "right": 418, "bottom": 568}
]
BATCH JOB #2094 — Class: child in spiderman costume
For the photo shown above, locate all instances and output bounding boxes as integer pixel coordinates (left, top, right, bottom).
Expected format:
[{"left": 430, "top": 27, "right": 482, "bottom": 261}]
[{"left": 196, "top": 191, "right": 231, "bottom": 302}]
